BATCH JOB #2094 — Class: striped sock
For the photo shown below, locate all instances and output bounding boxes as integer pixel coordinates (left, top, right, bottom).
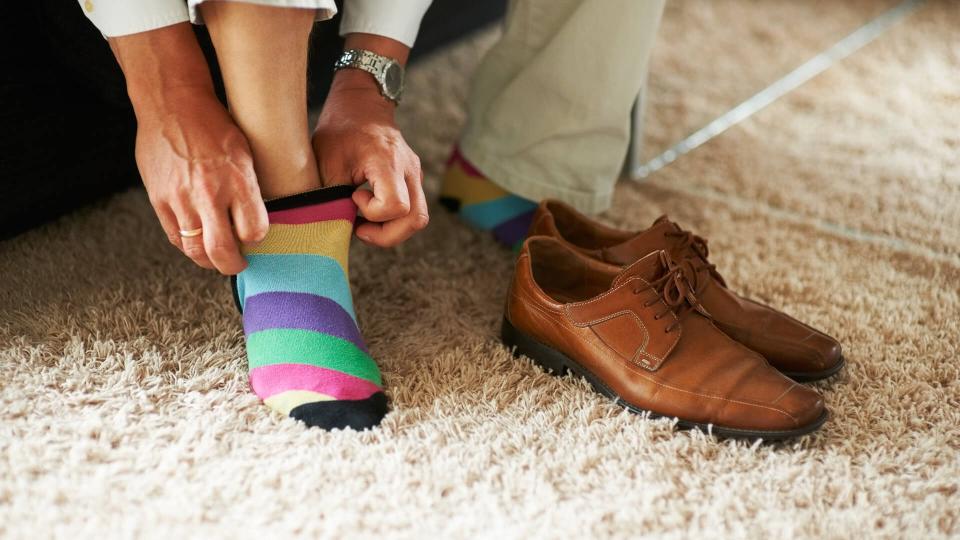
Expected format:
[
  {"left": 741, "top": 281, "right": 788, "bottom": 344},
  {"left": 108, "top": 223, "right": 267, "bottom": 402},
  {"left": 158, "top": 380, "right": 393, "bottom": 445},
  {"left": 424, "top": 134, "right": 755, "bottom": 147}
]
[
  {"left": 233, "top": 185, "right": 386, "bottom": 430},
  {"left": 439, "top": 147, "right": 536, "bottom": 251}
]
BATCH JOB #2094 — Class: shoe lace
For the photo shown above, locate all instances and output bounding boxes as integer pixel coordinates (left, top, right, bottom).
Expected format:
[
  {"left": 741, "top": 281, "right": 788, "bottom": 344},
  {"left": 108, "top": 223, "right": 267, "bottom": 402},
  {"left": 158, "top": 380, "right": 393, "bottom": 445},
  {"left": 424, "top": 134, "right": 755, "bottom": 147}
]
[
  {"left": 632, "top": 259, "right": 710, "bottom": 333},
  {"left": 663, "top": 226, "right": 724, "bottom": 292}
]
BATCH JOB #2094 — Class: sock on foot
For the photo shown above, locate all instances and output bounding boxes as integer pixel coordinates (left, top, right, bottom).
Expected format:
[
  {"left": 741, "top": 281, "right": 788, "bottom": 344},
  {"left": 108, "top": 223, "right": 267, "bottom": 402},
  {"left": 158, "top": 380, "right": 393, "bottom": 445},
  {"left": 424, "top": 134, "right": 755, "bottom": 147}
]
[
  {"left": 233, "top": 185, "right": 387, "bottom": 430},
  {"left": 439, "top": 147, "right": 536, "bottom": 251}
]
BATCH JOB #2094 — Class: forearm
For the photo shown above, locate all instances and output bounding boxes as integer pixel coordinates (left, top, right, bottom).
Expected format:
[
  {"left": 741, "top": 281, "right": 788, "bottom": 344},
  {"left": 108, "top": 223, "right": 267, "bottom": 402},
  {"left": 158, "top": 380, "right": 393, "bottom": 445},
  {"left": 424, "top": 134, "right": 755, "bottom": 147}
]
[
  {"left": 314, "top": 32, "right": 426, "bottom": 246},
  {"left": 108, "top": 23, "right": 214, "bottom": 120}
]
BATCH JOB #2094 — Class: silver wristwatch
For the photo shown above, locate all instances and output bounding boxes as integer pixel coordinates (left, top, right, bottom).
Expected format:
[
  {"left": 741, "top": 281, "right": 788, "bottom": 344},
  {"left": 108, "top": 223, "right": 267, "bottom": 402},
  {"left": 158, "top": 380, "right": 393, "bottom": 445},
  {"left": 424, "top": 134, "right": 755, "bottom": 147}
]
[{"left": 334, "top": 49, "right": 405, "bottom": 104}]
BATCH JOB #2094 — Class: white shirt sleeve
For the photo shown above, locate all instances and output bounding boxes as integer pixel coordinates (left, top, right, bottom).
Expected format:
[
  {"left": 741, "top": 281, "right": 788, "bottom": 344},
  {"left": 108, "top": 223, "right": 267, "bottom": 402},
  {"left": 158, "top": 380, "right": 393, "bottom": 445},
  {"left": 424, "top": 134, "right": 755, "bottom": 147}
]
[
  {"left": 77, "top": 0, "right": 190, "bottom": 37},
  {"left": 78, "top": 0, "right": 429, "bottom": 45},
  {"left": 339, "top": 0, "right": 433, "bottom": 48}
]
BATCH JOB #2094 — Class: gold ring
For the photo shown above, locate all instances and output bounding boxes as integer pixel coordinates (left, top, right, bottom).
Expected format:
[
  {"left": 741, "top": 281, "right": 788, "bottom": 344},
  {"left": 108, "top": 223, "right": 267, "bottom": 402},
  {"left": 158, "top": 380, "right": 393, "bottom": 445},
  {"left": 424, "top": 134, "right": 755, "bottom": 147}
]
[{"left": 179, "top": 227, "right": 203, "bottom": 238}]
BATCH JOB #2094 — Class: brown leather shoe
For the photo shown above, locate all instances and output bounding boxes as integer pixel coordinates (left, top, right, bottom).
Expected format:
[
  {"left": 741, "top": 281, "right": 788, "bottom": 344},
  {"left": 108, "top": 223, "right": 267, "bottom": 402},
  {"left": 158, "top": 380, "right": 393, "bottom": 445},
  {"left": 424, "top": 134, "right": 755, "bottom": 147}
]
[
  {"left": 503, "top": 237, "right": 828, "bottom": 439},
  {"left": 528, "top": 200, "right": 845, "bottom": 382}
]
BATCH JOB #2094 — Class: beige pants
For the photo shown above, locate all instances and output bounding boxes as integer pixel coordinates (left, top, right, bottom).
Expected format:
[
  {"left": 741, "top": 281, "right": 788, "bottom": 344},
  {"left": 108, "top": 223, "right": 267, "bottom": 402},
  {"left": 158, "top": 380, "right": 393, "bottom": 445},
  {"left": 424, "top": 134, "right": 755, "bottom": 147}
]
[{"left": 459, "top": 0, "right": 665, "bottom": 214}]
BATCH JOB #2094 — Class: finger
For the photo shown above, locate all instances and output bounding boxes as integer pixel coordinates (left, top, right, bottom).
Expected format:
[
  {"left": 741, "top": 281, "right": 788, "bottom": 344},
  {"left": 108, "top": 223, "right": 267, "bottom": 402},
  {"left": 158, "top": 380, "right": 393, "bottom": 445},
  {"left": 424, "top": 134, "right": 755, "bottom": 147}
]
[
  {"left": 355, "top": 170, "right": 429, "bottom": 247},
  {"left": 352, "top": 188, "right": 374, "bottom": 216},
  {"left": 200, "top": 206, "right": 248, "bottom": 276},
  {"left": 171, "top": 205, "right": 215, "bottom": 270},
  {"left": 154, "top": 202, "right": 184, "bottom": 252},
  {"left": 353, "top": 162, "right": 410, "bottom": 222},
  {"left": 230, "top": 192, "right": 269, "bottom": 246}
]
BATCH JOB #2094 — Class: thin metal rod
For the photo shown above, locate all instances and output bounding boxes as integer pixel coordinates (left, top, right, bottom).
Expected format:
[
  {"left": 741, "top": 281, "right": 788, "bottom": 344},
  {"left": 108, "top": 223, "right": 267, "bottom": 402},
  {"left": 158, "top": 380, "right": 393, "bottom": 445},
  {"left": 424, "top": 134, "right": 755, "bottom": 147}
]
[{"left": 631, "top": 0, "right": 925, "bottom": 180}]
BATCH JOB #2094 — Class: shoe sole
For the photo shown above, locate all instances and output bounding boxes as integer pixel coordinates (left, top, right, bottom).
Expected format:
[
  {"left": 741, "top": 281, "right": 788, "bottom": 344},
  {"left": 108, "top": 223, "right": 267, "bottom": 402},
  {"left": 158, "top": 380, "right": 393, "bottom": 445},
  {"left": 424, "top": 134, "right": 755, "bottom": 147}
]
[
  {"left": 781, "top": 356, "right": 846, "bottom": 383},
  {"left": 501, "top": 317, "right": 828, "bottom": 441}
]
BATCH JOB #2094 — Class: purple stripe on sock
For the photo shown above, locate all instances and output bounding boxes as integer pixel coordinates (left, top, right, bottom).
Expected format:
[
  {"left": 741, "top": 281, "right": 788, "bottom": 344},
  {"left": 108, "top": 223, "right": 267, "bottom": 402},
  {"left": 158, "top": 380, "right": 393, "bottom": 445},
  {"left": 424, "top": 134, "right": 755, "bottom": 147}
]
[
  {"left": 492, "top": 209, "right": 534, "bottom": 247},
  {"left": 243, "top": 292, "right": 367, "bottom": 353}
]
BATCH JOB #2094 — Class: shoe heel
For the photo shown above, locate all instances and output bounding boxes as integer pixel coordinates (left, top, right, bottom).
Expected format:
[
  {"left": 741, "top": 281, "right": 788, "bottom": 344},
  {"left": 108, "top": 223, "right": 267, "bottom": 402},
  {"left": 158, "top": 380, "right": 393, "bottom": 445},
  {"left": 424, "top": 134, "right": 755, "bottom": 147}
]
[{"left": 500, "top": 317, "right": 571, "bottom": 375}]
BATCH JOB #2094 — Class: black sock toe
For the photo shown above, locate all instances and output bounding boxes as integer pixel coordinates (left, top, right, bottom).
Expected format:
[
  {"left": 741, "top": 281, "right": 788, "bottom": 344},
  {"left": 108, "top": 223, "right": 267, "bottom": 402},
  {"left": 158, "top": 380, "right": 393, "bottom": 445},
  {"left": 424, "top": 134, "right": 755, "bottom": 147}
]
[{"left": 289, "top": 392, "right": 388, "bottom": 431}]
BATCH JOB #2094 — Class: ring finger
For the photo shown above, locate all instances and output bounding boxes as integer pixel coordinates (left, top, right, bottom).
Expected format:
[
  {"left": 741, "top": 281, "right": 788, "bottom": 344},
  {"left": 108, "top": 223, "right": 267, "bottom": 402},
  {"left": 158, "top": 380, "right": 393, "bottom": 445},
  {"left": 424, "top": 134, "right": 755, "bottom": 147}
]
[{"left": 172, "top": 205, "right": 215, "bottom": 270}]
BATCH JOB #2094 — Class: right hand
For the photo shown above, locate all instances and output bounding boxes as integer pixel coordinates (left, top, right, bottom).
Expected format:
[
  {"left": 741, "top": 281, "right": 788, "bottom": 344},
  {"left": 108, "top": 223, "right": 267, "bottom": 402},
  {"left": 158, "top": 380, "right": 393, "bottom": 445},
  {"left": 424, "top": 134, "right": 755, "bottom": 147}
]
[{"left": 134, "top": 89, "right": 269, "bottom": 275}]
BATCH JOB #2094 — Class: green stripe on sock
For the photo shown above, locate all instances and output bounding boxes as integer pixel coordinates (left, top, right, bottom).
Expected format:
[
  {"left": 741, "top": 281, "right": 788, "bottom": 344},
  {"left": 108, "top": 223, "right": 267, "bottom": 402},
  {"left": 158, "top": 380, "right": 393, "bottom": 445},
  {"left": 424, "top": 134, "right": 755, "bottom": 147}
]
[{"left": 246, "top": 328, "right": 382, "bottom": 385}]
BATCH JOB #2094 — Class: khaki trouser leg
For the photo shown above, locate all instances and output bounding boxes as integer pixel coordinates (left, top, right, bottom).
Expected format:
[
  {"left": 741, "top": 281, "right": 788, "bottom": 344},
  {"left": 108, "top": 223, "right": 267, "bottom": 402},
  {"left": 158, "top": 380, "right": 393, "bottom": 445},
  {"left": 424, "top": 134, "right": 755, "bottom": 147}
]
[{"left": 459, "top": 0, "right": 665, "bottom": 214}]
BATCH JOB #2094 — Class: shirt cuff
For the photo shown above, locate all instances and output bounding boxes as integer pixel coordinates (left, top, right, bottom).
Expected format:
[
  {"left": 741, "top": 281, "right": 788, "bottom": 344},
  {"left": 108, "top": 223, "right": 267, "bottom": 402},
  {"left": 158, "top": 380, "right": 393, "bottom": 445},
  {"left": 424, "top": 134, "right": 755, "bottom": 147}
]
[
  {"left": 339, "top": 0, "right": 433, "bottom": 48},
  {"left": 78, "top": 0, "right": 190, "bottom": 37},
  {"left": 187, "top": 0, "right": 337, "bottom": 26}
]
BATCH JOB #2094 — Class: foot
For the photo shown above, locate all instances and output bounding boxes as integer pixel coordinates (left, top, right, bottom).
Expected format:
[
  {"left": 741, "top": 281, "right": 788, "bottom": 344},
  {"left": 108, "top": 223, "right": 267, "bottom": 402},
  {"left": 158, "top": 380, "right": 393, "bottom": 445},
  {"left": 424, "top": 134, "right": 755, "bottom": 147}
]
[
  {"left": 234, "top": 185, "right": 387, "bottom": 430},
  {"left": 439, "top": 146, "right": 536, "bottom": 251}
]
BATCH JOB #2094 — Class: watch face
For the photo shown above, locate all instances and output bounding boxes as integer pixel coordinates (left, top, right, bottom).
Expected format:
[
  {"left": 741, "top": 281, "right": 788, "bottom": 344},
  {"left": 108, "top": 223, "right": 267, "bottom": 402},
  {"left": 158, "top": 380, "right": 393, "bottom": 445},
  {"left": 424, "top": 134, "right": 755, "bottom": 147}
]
[{"left": 384, "top": 62, "right": 403, "bottom": 99}]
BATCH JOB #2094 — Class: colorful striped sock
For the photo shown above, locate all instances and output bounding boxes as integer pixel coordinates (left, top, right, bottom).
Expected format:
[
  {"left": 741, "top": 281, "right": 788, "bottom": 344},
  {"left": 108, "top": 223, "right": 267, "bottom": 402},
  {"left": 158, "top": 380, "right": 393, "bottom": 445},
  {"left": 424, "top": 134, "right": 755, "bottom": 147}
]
[
  {"left": 439, "top": 147, "right": 536, "bottom": 251},
  {"left": 233, "top": 185, "right": 387, "bottom": 430}
]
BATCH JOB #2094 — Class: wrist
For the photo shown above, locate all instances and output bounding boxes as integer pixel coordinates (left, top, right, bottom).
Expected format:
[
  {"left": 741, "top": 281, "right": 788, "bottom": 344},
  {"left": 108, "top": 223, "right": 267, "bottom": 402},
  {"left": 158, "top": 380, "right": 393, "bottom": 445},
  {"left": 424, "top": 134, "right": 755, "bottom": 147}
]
[
  {"left": 330, "top": 68, "right": 384, "bottom": 94},
  {"left": 129, "top": 84, "right": 220, "bottom": 125},
  {"left": 332, "top": 34, "right": 410, "bottom": 106},
  {"left": 109, "top": 23, "right": 215, "bottom": 121},
  {"left": 327, "top": 71, "right": 397, "bottom": 118}
]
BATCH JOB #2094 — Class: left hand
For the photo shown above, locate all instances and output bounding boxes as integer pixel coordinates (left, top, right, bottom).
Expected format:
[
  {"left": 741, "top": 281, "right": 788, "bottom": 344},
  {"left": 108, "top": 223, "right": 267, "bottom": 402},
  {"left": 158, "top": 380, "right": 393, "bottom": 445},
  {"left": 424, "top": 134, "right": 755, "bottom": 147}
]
[{"left": 312, "top": 71, "right": 428, "bottom": 248}]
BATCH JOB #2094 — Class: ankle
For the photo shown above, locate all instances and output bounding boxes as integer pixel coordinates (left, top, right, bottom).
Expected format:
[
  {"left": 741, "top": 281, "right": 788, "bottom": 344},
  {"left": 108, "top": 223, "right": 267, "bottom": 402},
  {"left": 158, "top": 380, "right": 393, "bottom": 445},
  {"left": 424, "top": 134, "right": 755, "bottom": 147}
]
[
  {"left": 440, "top": 146, "right": 536, "bottom": 249},
  {"left": 254, "top": 150, "right": 322, "bottom": 200}
]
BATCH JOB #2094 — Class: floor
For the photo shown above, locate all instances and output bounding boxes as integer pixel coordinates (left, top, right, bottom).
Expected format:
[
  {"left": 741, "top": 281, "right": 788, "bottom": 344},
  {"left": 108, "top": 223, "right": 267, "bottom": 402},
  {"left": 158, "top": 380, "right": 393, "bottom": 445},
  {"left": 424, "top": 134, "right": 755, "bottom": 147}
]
[{"left": 1, "top": 1, "right": 958, "bottom": 538}]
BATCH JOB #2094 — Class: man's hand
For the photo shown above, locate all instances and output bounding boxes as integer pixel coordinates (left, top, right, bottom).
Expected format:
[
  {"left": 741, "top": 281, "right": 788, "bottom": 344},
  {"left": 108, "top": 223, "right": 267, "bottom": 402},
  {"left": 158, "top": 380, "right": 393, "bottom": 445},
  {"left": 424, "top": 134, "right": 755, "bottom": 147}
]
[
  {"left": 135, "top": 89, "right": 268, "bottom": 274},
  {"left": 313, "top": 34, "right": 428, "bottom": 248},
  {"left": 110, "top": 23, "right": 268, "bottom": 275}
]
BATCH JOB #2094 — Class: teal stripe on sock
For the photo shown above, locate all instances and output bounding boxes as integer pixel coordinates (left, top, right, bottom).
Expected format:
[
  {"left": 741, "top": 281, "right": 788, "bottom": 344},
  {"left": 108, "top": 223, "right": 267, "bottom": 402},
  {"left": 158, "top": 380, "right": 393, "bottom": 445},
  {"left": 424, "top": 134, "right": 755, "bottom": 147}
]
[
  {"left": 460, "top": 196, "right": 537, "bottom": 231},
  {"left": 239, "top": 254, "right": 356, "bottom": 321}
]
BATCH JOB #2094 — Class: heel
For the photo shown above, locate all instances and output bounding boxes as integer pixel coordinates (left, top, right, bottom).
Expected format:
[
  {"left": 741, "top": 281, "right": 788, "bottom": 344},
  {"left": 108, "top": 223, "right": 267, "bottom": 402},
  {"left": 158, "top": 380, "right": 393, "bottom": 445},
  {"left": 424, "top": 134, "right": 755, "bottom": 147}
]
[{"left": 500, "top": 317, "right": 571, "bottom": 375}]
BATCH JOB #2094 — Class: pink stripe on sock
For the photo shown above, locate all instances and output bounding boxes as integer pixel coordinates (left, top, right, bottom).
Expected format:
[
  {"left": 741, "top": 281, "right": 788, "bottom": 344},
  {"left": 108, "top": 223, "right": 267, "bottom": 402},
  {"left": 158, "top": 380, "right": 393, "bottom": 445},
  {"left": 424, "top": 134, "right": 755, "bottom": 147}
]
[
  {"left": 268, "top": 197, "right": 357, "bottom": 225},
  {"left": 448, "top": 146, "right": 485, "bottom": 178},
  {"left": 249, "top": 363, "right": 381, "bottom": 401}
]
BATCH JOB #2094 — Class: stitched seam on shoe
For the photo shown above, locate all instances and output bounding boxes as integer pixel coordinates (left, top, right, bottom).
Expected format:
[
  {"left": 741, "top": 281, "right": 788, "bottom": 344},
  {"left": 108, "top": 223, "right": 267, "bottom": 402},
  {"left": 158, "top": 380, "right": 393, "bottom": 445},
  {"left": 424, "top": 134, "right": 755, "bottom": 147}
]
[
  {"left": 621, "top": 362, "right": 801, "bottom": 423},
  {"left": 770, "top": 382, "right": 798, "bottom": 406},
  {"left": 511, "top": 290, "right": 562, "bottom": 315},
  {"left": 511, "top": 272, "right": 799, "bottom": 422},
  {"left": 565, "top": 277, "right": 681, "bottom": 330},
  {"left": 515, "top": 294, "right": 564, "bottom": 320},
  {"left": 576, "top": 311, "right": 649, "bottom": 347},
  {"left": 743, "top": 332, "right": 820, "bottom": 358},
  {"left": 575, "top": 310, "right": 665, "bottom": 370},
  {"left": 611, "top": 258, "right": 657, "bottom": 288},
  {"left": 519, "top": 302, "right": 799, "bottom": 422},
  {"left": 718, "top": 318, "right": 825, "bottom": 365},
  {"left": 586, "top": 310, "right": 654, "bottom": 367},
  {"left": 566, "top": 276, "right": 646, "bottom": 308},
  {"left": 564, "top": 277, "right": 680, "bottom": 369},
  {"left": 512, "top": 305, "right": 801, "bottom": 423}
]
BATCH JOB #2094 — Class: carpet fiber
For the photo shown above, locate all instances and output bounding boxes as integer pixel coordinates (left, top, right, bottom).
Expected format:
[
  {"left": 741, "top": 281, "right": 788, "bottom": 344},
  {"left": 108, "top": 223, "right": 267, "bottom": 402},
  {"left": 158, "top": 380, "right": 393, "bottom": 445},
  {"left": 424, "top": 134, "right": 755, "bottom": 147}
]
[{"left": 1, "top": 1, "right": 958, "bottom": 538}]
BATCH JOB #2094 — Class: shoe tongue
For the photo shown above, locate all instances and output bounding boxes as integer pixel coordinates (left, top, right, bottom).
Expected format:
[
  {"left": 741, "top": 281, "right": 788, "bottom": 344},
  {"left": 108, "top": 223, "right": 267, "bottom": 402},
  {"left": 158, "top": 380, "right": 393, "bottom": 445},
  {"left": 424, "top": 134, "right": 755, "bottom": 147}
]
[
  {"left": 611, "top": 250, "right": 670, "bottom": 288},
  {"left": 602, "top": 217, "right": 680, "bottom": 266}
]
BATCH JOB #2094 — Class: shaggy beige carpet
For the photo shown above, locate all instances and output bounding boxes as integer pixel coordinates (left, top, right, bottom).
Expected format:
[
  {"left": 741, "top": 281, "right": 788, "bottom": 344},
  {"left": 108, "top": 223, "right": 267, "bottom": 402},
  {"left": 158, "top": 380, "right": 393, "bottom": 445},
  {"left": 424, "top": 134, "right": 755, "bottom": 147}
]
[{"left": 2, "top": 1, "right": 958, "bottom": 538}]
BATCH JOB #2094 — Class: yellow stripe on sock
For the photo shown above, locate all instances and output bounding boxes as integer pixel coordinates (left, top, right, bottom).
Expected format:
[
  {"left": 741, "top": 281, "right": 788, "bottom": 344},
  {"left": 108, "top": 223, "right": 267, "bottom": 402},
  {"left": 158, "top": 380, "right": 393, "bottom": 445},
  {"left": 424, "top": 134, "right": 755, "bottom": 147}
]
[
  {"left": 246, "top": 219, "right": 351, "bottom": 275},
  {"left": 264, "top": 390, "right": 336, "bottom": 415},
  {"left": 440, "top": 161, "right": 509, "bottom": 206}
]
